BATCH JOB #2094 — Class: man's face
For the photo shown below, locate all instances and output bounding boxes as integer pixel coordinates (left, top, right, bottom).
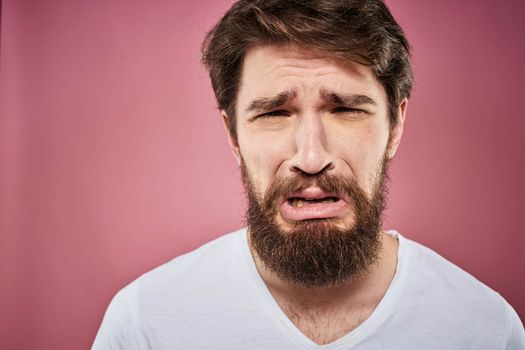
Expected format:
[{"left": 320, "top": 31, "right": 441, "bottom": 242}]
[{"left": 225, "top": 44, "right": 406, "bottom": 286}]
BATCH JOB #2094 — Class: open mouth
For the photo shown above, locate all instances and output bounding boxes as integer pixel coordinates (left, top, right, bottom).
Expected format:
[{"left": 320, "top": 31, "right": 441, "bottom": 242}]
[
  {"left": 288, "top": 196, "right": 340, "bottom": 207},
  {"left": 279, "top": 191, "right": 349, "bottom": 222}
]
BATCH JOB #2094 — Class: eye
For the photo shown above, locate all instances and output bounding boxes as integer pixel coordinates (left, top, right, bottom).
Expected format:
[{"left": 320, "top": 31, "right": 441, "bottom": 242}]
[
  {"left": 331, "top": 106, "right": 367, "bottom": 114},
  {"left": 257, "top": 110, "right": 290, "bottom": 118}
]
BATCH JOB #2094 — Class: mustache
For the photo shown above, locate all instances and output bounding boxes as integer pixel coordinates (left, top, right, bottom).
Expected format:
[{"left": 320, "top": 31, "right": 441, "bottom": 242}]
[{"left": 263, "top": 172, "right": 370, "bottom": 213}]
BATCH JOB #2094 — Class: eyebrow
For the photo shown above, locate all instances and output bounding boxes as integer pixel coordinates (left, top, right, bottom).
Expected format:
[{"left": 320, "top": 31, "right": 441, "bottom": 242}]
[
  {"left": 244, "top": 88, "right": 376, "bottom": 113},
  {"left": 245, "top": 90, "right": 296, "bottom": 113},
  {"left": 319, "top": 89, "right": 377, "bottom": 107}
]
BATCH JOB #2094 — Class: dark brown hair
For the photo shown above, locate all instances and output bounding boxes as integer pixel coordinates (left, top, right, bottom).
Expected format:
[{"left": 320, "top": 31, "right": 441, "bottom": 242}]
[{"left": 202, "top": 0, "right": 413, "bottom": 138}]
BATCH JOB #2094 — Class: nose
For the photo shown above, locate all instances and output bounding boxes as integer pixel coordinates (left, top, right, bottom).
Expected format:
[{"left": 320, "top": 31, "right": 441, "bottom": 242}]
[{"left": 289, "top": 112, "right": 335, "bottom": 175}]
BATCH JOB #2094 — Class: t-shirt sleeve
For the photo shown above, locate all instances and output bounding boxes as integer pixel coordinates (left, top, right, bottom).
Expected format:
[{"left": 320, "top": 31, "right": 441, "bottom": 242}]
[
  {"left": 91, "top": 281, "right": 141, "bottom": 350},
  {"left": 502, "top": 301, "right": 525, "bottom": 350}
]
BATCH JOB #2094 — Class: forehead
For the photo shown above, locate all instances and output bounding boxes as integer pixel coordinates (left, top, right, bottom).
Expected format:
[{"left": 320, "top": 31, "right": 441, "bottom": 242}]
[{"left": 236, "top": 44, "right": 386, "bottom": 112}]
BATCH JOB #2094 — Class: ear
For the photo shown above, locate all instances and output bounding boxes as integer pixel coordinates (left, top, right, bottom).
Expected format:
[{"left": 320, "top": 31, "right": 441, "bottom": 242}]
[
  {"left": 387, "top": 98, "right": 408, "bottom": 159},
  {"left": 221, "top": 110, "right": 241, "bottom": 165}
]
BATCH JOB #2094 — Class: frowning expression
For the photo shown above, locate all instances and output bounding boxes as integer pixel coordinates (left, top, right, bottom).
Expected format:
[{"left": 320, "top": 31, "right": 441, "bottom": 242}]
[{"left": 224, "top": 44, "right": 406, "bottom": 231}]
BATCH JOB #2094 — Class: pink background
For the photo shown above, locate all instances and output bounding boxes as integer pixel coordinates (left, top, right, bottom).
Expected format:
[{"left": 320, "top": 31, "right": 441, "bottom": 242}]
[{"left": 1, "top": 0, "right": 523, "bottom": 348}]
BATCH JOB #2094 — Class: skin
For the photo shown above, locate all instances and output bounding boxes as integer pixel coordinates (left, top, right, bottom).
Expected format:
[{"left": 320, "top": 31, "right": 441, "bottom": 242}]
[{"left": 222, "top": 44, "right": 408, "bottom": 345}]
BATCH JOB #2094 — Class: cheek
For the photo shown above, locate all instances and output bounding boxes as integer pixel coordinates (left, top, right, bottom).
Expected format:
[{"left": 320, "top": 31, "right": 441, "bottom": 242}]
[
  {"left": 330, "top": 123, "right": 389, "bottom": 192},
  {"left": 239, "top": 133, "right": 291, "bottom": 191}
]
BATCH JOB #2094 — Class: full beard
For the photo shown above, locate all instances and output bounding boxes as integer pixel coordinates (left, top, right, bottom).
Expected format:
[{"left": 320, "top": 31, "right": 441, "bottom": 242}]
[{"left": 242, "top": 156, "right": 390, "bottom": 288}]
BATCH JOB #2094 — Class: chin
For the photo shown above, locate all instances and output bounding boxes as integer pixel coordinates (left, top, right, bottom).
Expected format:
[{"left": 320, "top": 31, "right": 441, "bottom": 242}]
[{"left": 276, "top": 215, "right": 356, "bottom": 236}]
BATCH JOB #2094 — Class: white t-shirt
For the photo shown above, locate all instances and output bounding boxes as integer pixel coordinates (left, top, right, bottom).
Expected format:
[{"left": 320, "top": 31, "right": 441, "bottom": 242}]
[{"left": 92, "top": 229, "right": 525, "bottom": 349}]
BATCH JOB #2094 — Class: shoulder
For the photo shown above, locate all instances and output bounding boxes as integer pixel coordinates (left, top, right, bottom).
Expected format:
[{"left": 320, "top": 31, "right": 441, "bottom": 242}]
[
  {"left": 91, "top": 279, "right": 142, "bottom": 349},
  {"left": 92, "top": 228, "right": 248, "bottom": 349},
  {"left": 396, "top": 232, "right": 524, "bottom": 348},
  {"left": 401, "top": 235, "right": 501, "bottom": 303},
  {"left": 140, "top": 228, "right": 246, "bottom": 284}
]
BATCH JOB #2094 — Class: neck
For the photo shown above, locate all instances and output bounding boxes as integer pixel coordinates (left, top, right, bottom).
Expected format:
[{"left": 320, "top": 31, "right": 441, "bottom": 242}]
[{"left": 248, "top": 230, "right": 399, "bottom": 308}]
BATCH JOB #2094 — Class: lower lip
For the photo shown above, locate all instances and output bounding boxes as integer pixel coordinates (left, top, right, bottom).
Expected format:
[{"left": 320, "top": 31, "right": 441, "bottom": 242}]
[{"left": 279, "top": 199, "right": 349, "bottom": 222}]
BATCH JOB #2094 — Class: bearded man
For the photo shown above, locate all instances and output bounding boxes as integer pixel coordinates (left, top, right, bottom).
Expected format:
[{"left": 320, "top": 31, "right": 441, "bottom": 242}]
[{"left": 92, "top": 0, "right": 525, "bottom": 349}]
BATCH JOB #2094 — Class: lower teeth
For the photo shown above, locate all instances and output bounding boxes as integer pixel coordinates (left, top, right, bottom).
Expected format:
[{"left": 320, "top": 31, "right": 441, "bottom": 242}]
[{"left": 290, "top": 198, "right": 337, "bottom": 207}]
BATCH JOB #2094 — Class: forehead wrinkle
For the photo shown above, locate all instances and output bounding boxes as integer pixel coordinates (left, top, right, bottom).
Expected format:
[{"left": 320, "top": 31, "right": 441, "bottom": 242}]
[{"left": 268, "top": 62, "right": 341, "bottom": 81}]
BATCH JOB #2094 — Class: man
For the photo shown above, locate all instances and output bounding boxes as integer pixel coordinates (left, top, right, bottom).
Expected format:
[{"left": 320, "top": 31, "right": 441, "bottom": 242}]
[{"left": 92, "top": 0, "right": 525, "bottom": 348}]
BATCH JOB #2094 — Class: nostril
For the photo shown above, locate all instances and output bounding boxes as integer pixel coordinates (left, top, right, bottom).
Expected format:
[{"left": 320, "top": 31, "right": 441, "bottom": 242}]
[
  {"left": 290, "top": 161, "right": 334, "bottom": 175},
  {"left": 290, "top": 165, "right": 302, "bottom": 174}
]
